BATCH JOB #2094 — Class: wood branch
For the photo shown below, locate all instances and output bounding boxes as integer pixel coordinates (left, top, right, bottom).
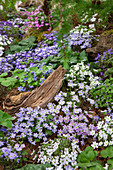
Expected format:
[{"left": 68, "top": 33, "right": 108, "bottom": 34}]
[{"left": 3, "top": 66, "right": 66, "bottom": 115}]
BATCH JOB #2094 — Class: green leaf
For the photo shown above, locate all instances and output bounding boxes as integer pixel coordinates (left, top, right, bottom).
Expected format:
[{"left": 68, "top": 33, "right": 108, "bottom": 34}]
[
  {"left": 35, "top": 139, "right": 40, "bottom": 143},
  {"left": 45, "top": 130, "right": 52, "bottom": 135},
  {"left": 0, "top": 120, "right": 12, "bottom": 129},
  {"left": 10, "top": 45, "right": 22, "bottom": 52},
  {"left": 78, "top": 151, "right": 89, "bottom": 163},
  {"left": 0, "top": 73, "right": 8, "bottom": 78},
  {"left": 85, "top": 146, "right": 93, "bottom": 153},
  {"left": 16, "top": 163, "right": 51, "bottom": 170},
  {"left": 35, "top": 70, "right": 42, "bottom": 75},
  {"left": 107, "top": 159, "right": 113, "bottom": 165},
  {"left": 22, "top": 150, "right": 28, "bottom": 156},
  {"left": 78, "top": 162, "right": 100, "bottom": 168},
  {"left": 88, "top": 150, "right": 96, "bottom": 161},
  {"left": 100, "top": 149, "right": 108, "bottom": 158}
]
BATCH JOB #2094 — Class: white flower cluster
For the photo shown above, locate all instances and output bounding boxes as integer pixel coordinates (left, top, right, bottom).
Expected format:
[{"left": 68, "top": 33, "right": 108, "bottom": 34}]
[
  {"left": 37, "top": 138, "right": 81, "bottom": 170},
  {"left": 91, "top": 116, "right": 113, "bottom": 149},
  {"left": 66, "top": 62, "right": 101, "bottom": 92},
  {"left": 70, "top": 24, "right": 95, "bottom": 35},
  {"left": 0, "top": 34, "right": 13, "bottom": 56}
]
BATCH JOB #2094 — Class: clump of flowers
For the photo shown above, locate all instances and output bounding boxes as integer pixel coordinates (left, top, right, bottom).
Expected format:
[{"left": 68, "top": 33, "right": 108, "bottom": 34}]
[
  {"left": 0, "top": 127, "right": 26, "bottom": 168},
  {"left": 37, "top": 138, "right": 81, "bottom": 170},
  {"left": 88, "top": 78, "right": 113, "bottom": 110},
  {"left": 0, "top": 31, "right": 58, "bottom": 74},
  {"left": 53, "top": 90, "right": 97, "bottom": 144},
  {"left": 20, "top": 6, "right": 52, "bottom": 32},
  {"left": 69, "top": 25, "right": 99, "bottom": 51},
  {"left": 93, "top": 48, "right": 113, "bottom": 81},
  {"left": 11, "top": 63, "right": 54, "bottom": 92},
  {"left": 0, "top": 34, "right": 13, "bottom": 57},
  {"left": 65, "top": 62, "right": 101, "bottom": 96},
  {"left": 9, "top": 107, "right": 58, "bottom": 145},
  {"left": 90, "top": 115, "right": 113, "bottom": 149}
]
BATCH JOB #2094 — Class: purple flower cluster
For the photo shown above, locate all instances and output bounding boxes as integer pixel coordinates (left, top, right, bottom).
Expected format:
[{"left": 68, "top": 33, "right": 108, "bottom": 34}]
[
  {"left": 0, "top": 21, "right": 13, "bottom": 36},
  {"left": 1, "top": 143, "right": 25, "bottom": 161},
  {"left": 53, "top": 91, "right": 97, "bottom": 144},
  {"left": 0, "top": 31, "right": 59, "bottom": 74},
  {"left": 57, "top": 112, "right": 97, "bottom": 144},
  {"left": 9, "top": 107, "right": 58, "bottom": 145},
  {"left": 94, "top": 48, "right": 113, "bottom": 80}
]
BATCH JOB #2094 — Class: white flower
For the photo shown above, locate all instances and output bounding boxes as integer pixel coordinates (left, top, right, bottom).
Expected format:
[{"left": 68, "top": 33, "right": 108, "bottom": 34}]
[
  {"left": 103, "top": 124, "right": 108, "bottom": 131},
  {"left": 0, "top": 50, "right": 3, "bottom": 56},
  {"left": 104, "top": 141, "right": 108, "bottom": 147},
  {"left": 0, "top": 46, "right": 4, "bottom": 50},
  {"left": 98, "top": 141, "right": 103, "bottom": 146},
  {"left": 109, "top": 141, "right": 113, "bottom": 145},
  {"left": 89, "top": 24, "right": 95, "bottom": 30},
  {"left": 59, "top": 100, "right": 65, "bottom": 105},
  {"left": 56, "top": 165, "right": 63, "bottom": 170},
  {"left": 105, "top": 116, "right": 111, "bottom": 122},
  {"left": 97, "top": 124, "right": 102, "bottom": 130},
  {"left": 91, "top": 141, "right": 98, "bottom": 149},
  {"left": 106, "top": 128, "right": 112, "bottom": 135},
  {"left": 90, "top": 130, "right": 95, "bottom": 135},
  {"left": 90, "top": 17, "right": 96, "bottom": 22},
  {"left": 99, "top": 130, "right": 105, "bottom": 139},
  {"left": 104, "top": 163, "right": 109, "bottom": 170},
  {"left": 103, "top": 134, "right": 108, "bottom": 140}
]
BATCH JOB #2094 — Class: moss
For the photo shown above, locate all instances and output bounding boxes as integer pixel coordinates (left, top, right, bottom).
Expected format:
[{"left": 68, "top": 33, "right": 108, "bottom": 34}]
[
  {"left": 25, "top": 27, "right": 50, "bottom": 42},
  {"left": 101, "top": 29, "right": 113, "bottom": 36}
]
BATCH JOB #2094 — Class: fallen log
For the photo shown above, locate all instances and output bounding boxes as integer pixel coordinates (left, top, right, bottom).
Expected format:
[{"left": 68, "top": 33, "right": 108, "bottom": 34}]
[{"left": 3, "top": 66, "right": 66, "bottom": 115}]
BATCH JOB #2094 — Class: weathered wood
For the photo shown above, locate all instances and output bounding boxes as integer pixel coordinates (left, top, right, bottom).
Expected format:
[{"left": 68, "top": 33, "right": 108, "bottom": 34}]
[{"left": 3, "top": 66, "right": 66, "bottom": 115}]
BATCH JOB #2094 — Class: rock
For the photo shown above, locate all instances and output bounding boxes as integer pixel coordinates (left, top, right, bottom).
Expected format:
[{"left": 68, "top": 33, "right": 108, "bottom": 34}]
[{"left": 86, "top": 29, "right": 113, "bottom": 59}]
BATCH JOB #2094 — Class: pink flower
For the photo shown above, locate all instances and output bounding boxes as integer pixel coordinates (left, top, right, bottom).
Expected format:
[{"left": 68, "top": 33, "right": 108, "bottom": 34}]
[
  {"left": 35, "top": 17, "right": 38, "bottom": 20},
  {"left": 45, "top": 23, "right": 49, "bottom": 26},
  {"left": 35, "top": 24, "right": 39, "bottom": 28},
  {"left": 41, "top": 21, "right": 44, "bottom": 24},
  {"left": 41, "top": 16, "right": 44, "bottom": 19},
  {"left": 48, "top": 27, "right": 52, "bottom": 31}
]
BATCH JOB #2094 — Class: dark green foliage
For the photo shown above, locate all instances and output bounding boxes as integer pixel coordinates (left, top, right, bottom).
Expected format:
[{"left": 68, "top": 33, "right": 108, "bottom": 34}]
[
  {"left": 101, "top": 146, "right": 113, "bottom": 170},
  {"left": 101, "top": 146, "right": 113, "bottom": 158},
  {"left": 74, "top": 0, "right": 113, "bottom": 27},
  {"left": 0, "top": 110, "right": 14, "bottom": 129},
  {"left": 40, "top": 50, "right": 88, "bottom": 69},
  {"left": 51, "top": 0, "right": 77, "bottom": 69},
  {"left": 77, "top": 146, "right": 104, "bottom": 170},
  {"left": 5, "top": 36, "right": 37, "bottom": 55},
  {"left": 89, "top": 78, "right": 113, "bottom": 108},
  {"left": 16, "top": 163, "right": 51, "bottom": 170},
  {"left": 0, "top": 65, "right": 53, "bottom": 91}
]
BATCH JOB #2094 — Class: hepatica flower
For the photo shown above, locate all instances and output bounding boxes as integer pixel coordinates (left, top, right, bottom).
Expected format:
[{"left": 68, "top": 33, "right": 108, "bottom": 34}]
[
  {"left": 9, "top": 107, "right": 58, "bottom": 145},
  {"left": 37, "top": 138, "right": 81, "bottom": 169},
  {"left": 90, "top": 115, "right": 113, "bottom": 149}
]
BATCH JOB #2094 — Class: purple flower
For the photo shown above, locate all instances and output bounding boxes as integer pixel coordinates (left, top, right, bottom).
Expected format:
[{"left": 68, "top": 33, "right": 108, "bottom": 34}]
[{"left": 9, "top": 152, "right": 17, "bottom": 159}]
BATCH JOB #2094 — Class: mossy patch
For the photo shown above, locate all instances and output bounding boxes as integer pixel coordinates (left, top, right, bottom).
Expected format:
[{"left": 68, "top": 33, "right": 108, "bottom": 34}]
[
  {"left": 25, "top": 27, "right": 50, "bottom": 42},
  {"left": 101, "top": 29, "right": 113, "bottom": 36}
]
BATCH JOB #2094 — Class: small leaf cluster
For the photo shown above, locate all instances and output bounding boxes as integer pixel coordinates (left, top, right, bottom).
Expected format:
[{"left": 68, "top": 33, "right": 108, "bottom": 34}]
[
  {"left": 89, "top": 78, "right": 113, "bottom": 109},
  {"left": 93, "top": 48, "right": 113, "bottom": 81},
  {"left": 0, "top": 64, "right": 54, "bottom": 91},
  {"left": 16, "top": 163, "right": 51, "bottom": 170},
  {"left": 77, "top": 146, "right": 104, "bottom": 170},
  {"left": 5, "top": 36, "right": 37, "bottom": 55},
  {"left": 0, "top": 110, "right": 14, "bottom": 129},
  {"left": 101, "top": 146, "right": 113, "bottom": 170}
]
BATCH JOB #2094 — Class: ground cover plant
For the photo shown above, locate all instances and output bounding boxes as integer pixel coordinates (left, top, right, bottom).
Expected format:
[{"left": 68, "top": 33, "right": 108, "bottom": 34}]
[{"left": 0, "top": 0, "right": 113, "bottom": 169}]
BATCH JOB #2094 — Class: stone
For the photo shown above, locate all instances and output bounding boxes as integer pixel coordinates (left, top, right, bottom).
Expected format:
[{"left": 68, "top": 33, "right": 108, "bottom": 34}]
[{"left": 86, "top": 29, "right": 113, "bottom": 59}]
